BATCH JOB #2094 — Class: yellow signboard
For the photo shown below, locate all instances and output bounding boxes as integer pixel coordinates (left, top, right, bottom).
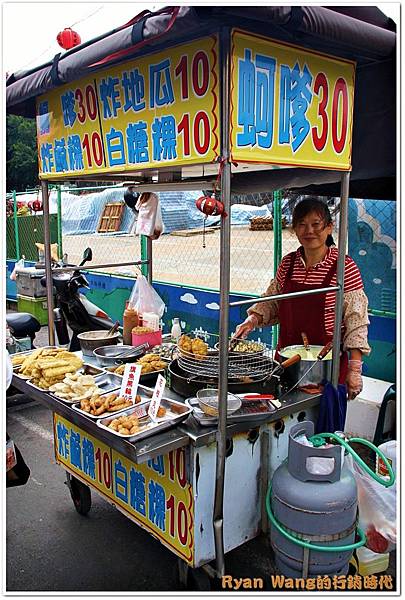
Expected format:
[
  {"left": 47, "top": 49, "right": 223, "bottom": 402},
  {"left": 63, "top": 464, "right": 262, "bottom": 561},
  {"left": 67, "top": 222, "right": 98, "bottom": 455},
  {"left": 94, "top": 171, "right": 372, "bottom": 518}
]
[
  {"left": 231, "top": 30, "right": 356, "bottom": 170},
  {"left": 37, "top": 36, "right": 219, "bottom": 179},
  {"left": 53, "top": 415, "right": 194, "bottom": 564}
]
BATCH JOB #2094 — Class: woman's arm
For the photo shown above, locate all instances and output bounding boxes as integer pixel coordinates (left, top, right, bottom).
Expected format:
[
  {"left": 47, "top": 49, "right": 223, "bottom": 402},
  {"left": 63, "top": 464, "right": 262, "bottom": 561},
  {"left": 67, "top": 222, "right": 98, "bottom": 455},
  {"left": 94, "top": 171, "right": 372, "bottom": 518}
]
[
  {"left": 342, "top": 288, "right": 370, "bottom": 399},
  {"left": 234, "top": 279, "right": 280, "bottom": 338}
]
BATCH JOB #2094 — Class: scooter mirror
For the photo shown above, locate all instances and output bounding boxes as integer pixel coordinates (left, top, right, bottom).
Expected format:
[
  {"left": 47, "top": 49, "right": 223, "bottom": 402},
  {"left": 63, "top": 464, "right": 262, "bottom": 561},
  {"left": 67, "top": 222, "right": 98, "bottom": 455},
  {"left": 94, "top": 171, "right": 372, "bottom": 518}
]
[{"left": 81, "top": 248, "right": 93, "bottom": 264}]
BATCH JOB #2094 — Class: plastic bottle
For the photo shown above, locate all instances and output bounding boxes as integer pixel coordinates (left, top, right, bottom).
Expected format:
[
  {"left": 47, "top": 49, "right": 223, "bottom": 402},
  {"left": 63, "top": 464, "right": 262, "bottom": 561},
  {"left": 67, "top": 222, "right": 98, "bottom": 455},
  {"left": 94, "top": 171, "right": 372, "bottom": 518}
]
[
  {"left": 376, "top": 440, "right": 396, "bottom": 478},
  {"left": 171, "top": 318, "right": 182, "bottom": 342},
  {"left": 123, "top": 303, "right": 139, "bottom": 345}
]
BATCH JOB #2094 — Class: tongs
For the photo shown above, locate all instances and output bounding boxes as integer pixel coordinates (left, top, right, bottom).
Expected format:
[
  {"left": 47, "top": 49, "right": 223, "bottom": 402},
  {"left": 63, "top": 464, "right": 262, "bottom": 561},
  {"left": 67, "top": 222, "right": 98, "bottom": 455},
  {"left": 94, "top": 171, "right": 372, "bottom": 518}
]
[
  {"left": 106, "top": 321, "right": 120, "bottom": 337},
  {"left": 115, "top": 343, "right": 149, "bottom": 359}
]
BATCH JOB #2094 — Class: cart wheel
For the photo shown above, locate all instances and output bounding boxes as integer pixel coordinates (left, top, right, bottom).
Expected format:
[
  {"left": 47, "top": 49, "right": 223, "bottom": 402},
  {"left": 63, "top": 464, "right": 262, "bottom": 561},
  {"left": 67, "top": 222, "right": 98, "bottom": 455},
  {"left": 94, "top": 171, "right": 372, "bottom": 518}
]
[{"left": 66, "top": 472, "right": 91, "bottom": 515}]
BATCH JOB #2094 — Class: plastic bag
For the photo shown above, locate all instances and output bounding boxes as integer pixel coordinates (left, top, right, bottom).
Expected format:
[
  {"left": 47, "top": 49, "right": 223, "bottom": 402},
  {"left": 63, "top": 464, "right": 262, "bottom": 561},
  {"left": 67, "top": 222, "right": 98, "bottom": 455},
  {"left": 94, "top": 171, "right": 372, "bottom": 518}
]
[
  {"left": 346, "top": 454, "right": 396, "bottom": 553},
  {"left": 129, "top": 274, "right": 165, "bottom": 317},
  {"left": 10, "top": 258, "right": 25, "bottom": 281},
  {"left": 135, "top": 192, "right": 165, "bottom": 239},
  {"left": 295, "top": 434, "right": 344, "bottom": 475}
]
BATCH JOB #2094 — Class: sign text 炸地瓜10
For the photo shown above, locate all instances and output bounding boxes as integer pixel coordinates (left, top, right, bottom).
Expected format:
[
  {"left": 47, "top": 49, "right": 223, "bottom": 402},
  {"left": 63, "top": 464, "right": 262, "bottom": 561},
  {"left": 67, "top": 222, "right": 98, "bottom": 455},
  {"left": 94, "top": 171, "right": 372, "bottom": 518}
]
[
  {"left": 37, "top": 35, "right": 219, "bottom": 178},
  {"left": 53, "top": 414, "right": 194, "bottom": 563},
  {"left": 231, "top": 29, "right": 356, "bottom": 170}
]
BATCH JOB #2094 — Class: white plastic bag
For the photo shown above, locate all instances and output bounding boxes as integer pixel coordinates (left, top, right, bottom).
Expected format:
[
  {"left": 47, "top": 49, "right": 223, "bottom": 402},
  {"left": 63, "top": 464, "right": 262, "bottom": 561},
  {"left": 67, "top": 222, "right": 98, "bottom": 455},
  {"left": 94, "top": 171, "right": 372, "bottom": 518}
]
[
  {"left": 346, "top": 454, "right": 396, "bottom": 553},
  {"left": 135, "top": 192, "right": 164, "bottom": 239},
  {"left": 10, "top": 258, "right": 25, "bottom": 281},
  {"left": 129, "top": 274, "right": 165, "bottom": 318}
]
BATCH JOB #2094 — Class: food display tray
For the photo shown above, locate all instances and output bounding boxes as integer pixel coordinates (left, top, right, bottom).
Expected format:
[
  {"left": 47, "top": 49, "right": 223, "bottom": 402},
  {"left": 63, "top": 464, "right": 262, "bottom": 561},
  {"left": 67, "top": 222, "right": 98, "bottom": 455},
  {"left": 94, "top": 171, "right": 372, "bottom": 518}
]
[
  {"left": 26, "top": 379, "right": 51, "bottom": 392},
  {"left": 71, "top": 391, "right": 149, "bottom": 420},
  {"left": 105, "top": 366, "right": 166, "bottom": 384},
  {"left": 93, "top": 372, "right": 123, "bottom": 393},
  {"left": 97, "top": 397, "right": 192, "bottom": 442},
  {"left": 185, "top": 395, "right": 277, "bottom": 427},
  {"left": 81, "top": 363, "right": 104, "bottom": 377}
]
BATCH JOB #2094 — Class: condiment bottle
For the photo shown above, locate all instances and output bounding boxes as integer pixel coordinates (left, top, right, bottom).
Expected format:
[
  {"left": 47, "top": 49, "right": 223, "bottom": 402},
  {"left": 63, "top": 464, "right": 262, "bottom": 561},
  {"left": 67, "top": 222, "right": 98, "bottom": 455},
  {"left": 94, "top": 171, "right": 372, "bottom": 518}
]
[
  {"left": 171, "top": 318, "right": 182, "bottom": 342},
  {"left": 123, "top": 302, "right": 139, "bottom": 345}
]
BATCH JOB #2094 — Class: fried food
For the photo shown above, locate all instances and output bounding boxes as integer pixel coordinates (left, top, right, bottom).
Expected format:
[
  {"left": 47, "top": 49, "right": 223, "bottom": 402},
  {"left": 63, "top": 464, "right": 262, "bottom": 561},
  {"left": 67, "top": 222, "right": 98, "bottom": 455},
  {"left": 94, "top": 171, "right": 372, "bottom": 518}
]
[
  {"left": 80, "top": 392, "right": 133, "bottom": 416},
  {"left": 179, "top": 335, "right": 192, "bottom": 353},
  {"left": 11, "top": 354, "right": 27, "bottom": 367},
  {"left": 133, "top": 353, "right": 167, "bottom": 374},
  {"left": 111, "top": 364, "right": 126, "bottom": 376},
  {"left": 49, "top": 373, "right": 102, "bottom": 401},
  {"left": 107, "top": 413, "right": 140, "bottom": 435},
  {"left": 19, "top": 347, "right": 83, "bottom": 389},
  {"left": 179, "top": 335, "right": 208, "bottom": 358},
  {"left": 131, "top": 326, "right": 154, "bottom": 334},
  {"left": 157, "top": 406, "right": 167, "bottom": 418},
  {"left": 191, "top": 338, "right": 208, "bottom": 357}
]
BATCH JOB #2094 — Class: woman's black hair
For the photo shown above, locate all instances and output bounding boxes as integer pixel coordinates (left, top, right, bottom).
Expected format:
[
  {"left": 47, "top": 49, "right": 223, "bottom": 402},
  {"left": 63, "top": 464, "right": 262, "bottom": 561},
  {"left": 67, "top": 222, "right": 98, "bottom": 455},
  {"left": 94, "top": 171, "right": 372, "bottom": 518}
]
[
  {"left": 123, "top": 187, "right": 139, "bottom": 210},
  {"left": 292, "top": 197, "right": 335, "bottom": 246}
]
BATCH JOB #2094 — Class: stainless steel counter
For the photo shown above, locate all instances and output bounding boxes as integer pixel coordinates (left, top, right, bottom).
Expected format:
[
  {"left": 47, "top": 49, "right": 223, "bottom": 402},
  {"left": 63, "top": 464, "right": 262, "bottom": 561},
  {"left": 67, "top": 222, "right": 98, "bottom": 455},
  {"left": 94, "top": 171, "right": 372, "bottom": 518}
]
[{"left": 11, "top": 349, "right": 320, "bottom": 462}]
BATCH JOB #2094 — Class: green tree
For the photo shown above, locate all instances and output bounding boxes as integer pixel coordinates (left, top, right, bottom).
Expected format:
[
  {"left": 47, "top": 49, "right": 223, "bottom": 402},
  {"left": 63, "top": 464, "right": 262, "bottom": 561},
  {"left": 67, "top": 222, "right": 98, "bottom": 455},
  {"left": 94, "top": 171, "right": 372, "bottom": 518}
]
[{"left": 6, "top": 115, "right": 39, "bottom": 192}]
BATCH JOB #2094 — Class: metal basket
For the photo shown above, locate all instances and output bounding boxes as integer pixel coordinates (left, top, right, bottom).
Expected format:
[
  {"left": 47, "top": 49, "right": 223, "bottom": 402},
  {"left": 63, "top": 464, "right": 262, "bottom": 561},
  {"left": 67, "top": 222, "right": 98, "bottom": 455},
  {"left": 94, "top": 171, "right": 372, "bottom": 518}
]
[{"left": 177, "top": 343, "right": 274, "bottom": 380}]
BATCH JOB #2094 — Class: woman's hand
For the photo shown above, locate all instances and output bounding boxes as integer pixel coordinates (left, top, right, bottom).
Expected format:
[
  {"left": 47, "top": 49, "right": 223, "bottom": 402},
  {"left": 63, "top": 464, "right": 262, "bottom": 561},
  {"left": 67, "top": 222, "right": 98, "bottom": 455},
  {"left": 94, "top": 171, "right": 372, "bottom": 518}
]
[
  {"left": 233, "top": 314, "right": 260, "bottom": 339},
  {"left": 346, "top": 359, "right": 363, "bottom": 400}
]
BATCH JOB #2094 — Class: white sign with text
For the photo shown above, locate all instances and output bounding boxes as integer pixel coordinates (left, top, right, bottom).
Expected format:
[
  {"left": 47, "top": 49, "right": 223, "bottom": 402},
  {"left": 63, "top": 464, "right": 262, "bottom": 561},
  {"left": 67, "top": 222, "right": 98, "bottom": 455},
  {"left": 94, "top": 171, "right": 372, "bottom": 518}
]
[
  {"left": 148, "top": 374, "right": 166, "bottom": 422},
  {"left": 119, "top": 363, "right": 142, "bottom": 402}
]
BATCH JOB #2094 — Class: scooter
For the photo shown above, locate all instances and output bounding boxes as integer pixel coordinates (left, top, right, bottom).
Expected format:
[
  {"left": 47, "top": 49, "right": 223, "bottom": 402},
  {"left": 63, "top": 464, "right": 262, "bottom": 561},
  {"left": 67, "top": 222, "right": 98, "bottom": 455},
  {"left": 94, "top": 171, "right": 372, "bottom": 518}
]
[{"left": 42, "top": 247, "right": 115, "bottom": 351}]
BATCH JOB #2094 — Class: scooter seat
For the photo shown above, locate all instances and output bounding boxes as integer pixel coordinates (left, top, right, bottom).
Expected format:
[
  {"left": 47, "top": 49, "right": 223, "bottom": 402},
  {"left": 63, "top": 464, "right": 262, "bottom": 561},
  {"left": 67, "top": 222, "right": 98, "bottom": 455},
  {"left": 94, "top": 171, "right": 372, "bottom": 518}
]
[{"left": 6, "top": 312, "right": 41, "bottom": 337}]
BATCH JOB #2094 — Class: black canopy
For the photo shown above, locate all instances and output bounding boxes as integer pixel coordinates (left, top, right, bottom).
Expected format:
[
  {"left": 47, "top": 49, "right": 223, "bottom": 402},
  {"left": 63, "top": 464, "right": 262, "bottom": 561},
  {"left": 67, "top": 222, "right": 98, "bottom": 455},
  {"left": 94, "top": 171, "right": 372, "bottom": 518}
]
[{"left": 6, "top": 6, "right": 396, "bottom": 199}]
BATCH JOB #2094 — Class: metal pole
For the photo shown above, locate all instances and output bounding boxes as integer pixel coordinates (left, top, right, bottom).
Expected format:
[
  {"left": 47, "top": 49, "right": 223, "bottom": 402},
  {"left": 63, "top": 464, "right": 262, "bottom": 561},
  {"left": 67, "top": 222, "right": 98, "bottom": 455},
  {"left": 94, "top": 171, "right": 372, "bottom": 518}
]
[
  {"left": 41, "top": 180, "right": 55, "bottom": 345},
  {"left": 140, "top": 235, "right": 148, "bottom": 278},
  {"left": 331, "top": 171, "right": 350, "bottom": 385},
  {"left": 13, "top": 190, "right": 20, "bottom": 260},
  {"left": 213, "top": 26, "right": 232, "bottom": 579},
  {"left": 146, "top": 237, "right": 153, "bottom": 284},
  {"left": 272, "top": 190, "right": 282, "bottom": 348},
  {"left": 57, "top": 185, "right": 63, "bottom": 259},
  {"left": 230, "top": 285, "right": 339, "bottom": 307}
]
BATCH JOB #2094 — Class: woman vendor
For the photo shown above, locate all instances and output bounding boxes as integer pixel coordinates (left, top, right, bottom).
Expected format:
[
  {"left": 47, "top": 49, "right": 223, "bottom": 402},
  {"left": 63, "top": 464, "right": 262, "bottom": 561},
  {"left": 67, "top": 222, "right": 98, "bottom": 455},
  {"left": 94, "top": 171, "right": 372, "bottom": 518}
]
[{"left": 234, "top": 197, "right": 370, "bottom": 400}]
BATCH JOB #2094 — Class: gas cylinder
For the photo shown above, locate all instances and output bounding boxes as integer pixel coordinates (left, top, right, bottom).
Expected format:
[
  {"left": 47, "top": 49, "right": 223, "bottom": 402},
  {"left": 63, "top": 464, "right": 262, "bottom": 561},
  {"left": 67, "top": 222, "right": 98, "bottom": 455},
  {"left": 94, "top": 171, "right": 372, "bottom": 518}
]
[{"left": 270, "top": 421, "right": 358, "bottom": 578}]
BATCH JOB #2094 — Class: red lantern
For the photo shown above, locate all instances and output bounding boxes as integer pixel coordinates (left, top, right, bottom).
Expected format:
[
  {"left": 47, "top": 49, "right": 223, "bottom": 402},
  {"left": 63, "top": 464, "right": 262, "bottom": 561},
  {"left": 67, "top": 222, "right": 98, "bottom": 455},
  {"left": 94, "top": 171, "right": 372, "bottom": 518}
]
[
  {"left": 57, "top": 28, "right": 81, "bottom": 50},
  {"left": 196, "top": 195, "right": 226, "bottom": 217},
  {"left": 33, "top": 199, "right": 42, "bottom": 213}
]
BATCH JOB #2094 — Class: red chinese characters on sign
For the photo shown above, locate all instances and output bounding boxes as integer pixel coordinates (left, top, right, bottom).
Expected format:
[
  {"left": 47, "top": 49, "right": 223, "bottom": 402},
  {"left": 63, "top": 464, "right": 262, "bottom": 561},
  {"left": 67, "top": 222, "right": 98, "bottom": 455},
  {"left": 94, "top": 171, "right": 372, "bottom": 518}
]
[{"left": 120, "top": 364, "right": 142, "bottom": 401}]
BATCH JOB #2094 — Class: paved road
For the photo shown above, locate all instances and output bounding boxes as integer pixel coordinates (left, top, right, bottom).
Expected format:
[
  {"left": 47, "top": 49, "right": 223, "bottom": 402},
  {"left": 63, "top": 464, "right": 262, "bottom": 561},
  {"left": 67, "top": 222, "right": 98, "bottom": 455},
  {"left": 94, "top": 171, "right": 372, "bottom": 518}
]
[{"left": 6, "top": 397, "right": 272, "bottom": 593}]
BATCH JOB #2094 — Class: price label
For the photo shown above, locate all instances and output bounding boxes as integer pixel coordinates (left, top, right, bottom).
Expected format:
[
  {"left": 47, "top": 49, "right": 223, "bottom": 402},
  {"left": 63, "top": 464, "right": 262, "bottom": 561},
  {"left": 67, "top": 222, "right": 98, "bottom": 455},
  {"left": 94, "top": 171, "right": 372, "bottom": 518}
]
[
  {"left": 119, "top": 363, "right": 142, "bottom": 402},
  {"left": 148, "top": 374, "right": 166, "bottom": 422}
]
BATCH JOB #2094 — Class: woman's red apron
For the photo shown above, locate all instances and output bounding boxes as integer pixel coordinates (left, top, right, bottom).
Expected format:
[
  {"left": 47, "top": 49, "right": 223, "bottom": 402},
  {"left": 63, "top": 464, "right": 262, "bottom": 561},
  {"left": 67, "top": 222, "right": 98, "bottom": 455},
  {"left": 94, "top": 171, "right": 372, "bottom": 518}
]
[{"left": 276, "top": 251, "right": 348, "bottom": 384}]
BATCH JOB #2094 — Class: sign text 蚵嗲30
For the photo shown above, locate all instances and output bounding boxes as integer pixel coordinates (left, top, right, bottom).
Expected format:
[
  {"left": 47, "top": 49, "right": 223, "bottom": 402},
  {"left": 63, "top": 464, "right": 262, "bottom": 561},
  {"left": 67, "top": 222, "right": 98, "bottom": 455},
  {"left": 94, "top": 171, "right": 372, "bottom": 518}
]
[{"left": 231, "top": 30, "right": 355, "bottom": 170}]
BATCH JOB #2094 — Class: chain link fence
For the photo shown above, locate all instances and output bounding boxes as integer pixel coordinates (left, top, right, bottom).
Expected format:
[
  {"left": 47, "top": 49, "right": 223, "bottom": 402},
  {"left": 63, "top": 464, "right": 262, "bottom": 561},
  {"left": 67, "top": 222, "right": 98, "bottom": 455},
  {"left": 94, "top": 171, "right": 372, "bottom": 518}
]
[{"left": 6, "top": 187, "right": 396, "bottom": 314}]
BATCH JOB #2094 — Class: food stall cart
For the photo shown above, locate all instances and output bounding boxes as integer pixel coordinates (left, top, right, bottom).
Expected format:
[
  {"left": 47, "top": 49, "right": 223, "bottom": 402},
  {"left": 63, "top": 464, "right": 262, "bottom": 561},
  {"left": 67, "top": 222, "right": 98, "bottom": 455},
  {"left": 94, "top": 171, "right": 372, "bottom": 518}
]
[{"left": 7, "top": 6, "right": 395, "bottom": 590}]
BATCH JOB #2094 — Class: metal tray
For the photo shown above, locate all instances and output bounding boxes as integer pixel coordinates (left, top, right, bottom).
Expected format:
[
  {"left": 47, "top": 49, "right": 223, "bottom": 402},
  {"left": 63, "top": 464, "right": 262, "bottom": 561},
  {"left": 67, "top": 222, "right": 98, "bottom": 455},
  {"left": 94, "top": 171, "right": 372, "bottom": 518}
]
[
  {"left": 93, "top": 372, "right": 123, "bottom": 393},
  {"left": 71, "top": 390, "right": 149, "bottom": 420},
  {"left": 97, "top": 397, "right": 192, "bottom": 442},
  {"left": 26, "top": 379, "right": 53, "bottom": 392},
  {"left": 80, "top": 363, "right": 105, "bottom": 377},
  {"left": 185, "top": 395, "right": 277, "bottom": 427},
  {"left": 105, "top": 366, "right": 166, "bottom": 384}
]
